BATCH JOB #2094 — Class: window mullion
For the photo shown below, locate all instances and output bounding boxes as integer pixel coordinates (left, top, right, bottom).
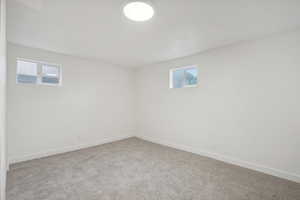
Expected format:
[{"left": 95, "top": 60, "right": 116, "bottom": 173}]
[
  {"left": 37, "top": 63, "right": 42, "bottom": 85},
  {"left": 183, "top": 69, "right": 187, "bottom": 88}
]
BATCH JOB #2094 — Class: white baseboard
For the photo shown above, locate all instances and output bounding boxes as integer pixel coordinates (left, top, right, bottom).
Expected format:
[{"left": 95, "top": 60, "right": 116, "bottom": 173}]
[
  {"left": 138, "top": 135, "right": 300, "bottom": 183},
  {"left": 9, "top": 135, "right": 134, "bottom": 165}
]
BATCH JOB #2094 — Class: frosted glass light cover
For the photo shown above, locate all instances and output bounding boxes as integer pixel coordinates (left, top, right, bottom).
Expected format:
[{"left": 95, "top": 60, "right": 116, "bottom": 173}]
[{"left": 123, "top": 1, "right": 154, "bottom": 22}]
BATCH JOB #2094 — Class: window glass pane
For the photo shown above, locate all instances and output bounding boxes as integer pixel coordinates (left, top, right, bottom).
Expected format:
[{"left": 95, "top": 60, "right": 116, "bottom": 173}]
[
  {"left": 42, "top": 65, "right": 59, "bottom": 77},
  {"left": 17, "top": 60, "right": 38, "bottom": 84},
  {"left": 42, "top": 76, "right": 59, "bottom": 84},
  {"left": 172, "top": 68, "right": 185, "bottom": 88},
  {"left": 17, "top": 60, "right": 37, "bottom": 75},
  {"left": 41, "top": 65, "right": 60, "bottom": 84},
  {"left": 184, "top": 67, "right": 198, "bottom": 86},
  {"left": 17, "top": 74, "right": 38, "bottom": 84}
]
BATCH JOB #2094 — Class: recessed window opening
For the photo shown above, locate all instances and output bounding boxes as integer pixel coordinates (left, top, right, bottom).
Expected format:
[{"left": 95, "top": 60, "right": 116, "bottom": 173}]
[
  {"left": 16, "top": 59, "right": 62, "bottom": 86},
  {"left": 170, "top": 65, "right": 198, "bottom": 89}
]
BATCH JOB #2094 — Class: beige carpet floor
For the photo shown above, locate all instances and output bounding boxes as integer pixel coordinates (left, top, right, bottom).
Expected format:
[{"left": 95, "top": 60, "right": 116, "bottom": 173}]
[{"left": 7, "top": 137, "right": 300, "bottom": 200}]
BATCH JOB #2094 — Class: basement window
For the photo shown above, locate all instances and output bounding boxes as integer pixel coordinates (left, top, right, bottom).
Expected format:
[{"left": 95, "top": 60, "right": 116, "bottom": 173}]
[
  {"left": 170, "top": 65, "right": 198, "bottom": 88},
  {"left": 17, "top": 59, "right": 62, "bottom": 86}
]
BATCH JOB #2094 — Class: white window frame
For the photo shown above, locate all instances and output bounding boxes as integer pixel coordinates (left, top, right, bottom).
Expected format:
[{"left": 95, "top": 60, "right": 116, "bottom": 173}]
[
  {"left": 16, "top": 58, "right": 62, "bottom": 86},
  {"left": 169, "top": 65, "right": 198, "bottom": 89}
]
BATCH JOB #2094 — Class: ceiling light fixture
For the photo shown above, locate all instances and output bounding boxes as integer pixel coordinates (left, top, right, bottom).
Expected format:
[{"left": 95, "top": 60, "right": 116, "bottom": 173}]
[{"left": 123, "top": 1, "right": 154, "bottom": 22}]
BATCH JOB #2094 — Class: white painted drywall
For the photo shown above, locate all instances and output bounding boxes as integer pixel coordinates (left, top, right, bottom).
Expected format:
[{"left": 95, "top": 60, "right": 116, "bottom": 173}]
[
  {"left": 6, "top": 27, "right": 300, "bottom": 184},
  {"left": 136, "top": 30, "right": 300, "bottom": 182},
  {"left": 7, "top": 43, "right": 136, "bottom": 163},
  {"left": 0, "top": 0, "right": 7, "bottom": 199}
]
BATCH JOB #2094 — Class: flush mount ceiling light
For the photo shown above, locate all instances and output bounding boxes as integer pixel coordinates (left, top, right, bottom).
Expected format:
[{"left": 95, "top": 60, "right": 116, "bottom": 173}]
[{"left": 123, "top": 1, "right": 154, "bottom": 22}]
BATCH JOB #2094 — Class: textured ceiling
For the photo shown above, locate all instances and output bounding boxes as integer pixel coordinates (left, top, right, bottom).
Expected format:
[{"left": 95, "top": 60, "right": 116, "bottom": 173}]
[{"left": 7, "top": 0, "right": 300, "bottom": 67}]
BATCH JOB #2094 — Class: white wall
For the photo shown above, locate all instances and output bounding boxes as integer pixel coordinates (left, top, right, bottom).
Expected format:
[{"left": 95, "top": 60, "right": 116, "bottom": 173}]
[
  {"left": 7, "top": 43, "right": 136, "bottom": 163},
  {"left": 136, "top": 30, "right": 300, "bottom": 182},
  {"left": 5, "top": 27, "right": 300, "bottom": 185},
  {"left": 0, "top": 0, "right": 7, "bottom": 199}
]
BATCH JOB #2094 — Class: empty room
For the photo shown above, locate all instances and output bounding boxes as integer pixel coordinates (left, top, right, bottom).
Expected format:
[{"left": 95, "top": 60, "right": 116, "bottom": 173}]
[{"left": 0, "top": 0, "right": 300, "bottom": 199}]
